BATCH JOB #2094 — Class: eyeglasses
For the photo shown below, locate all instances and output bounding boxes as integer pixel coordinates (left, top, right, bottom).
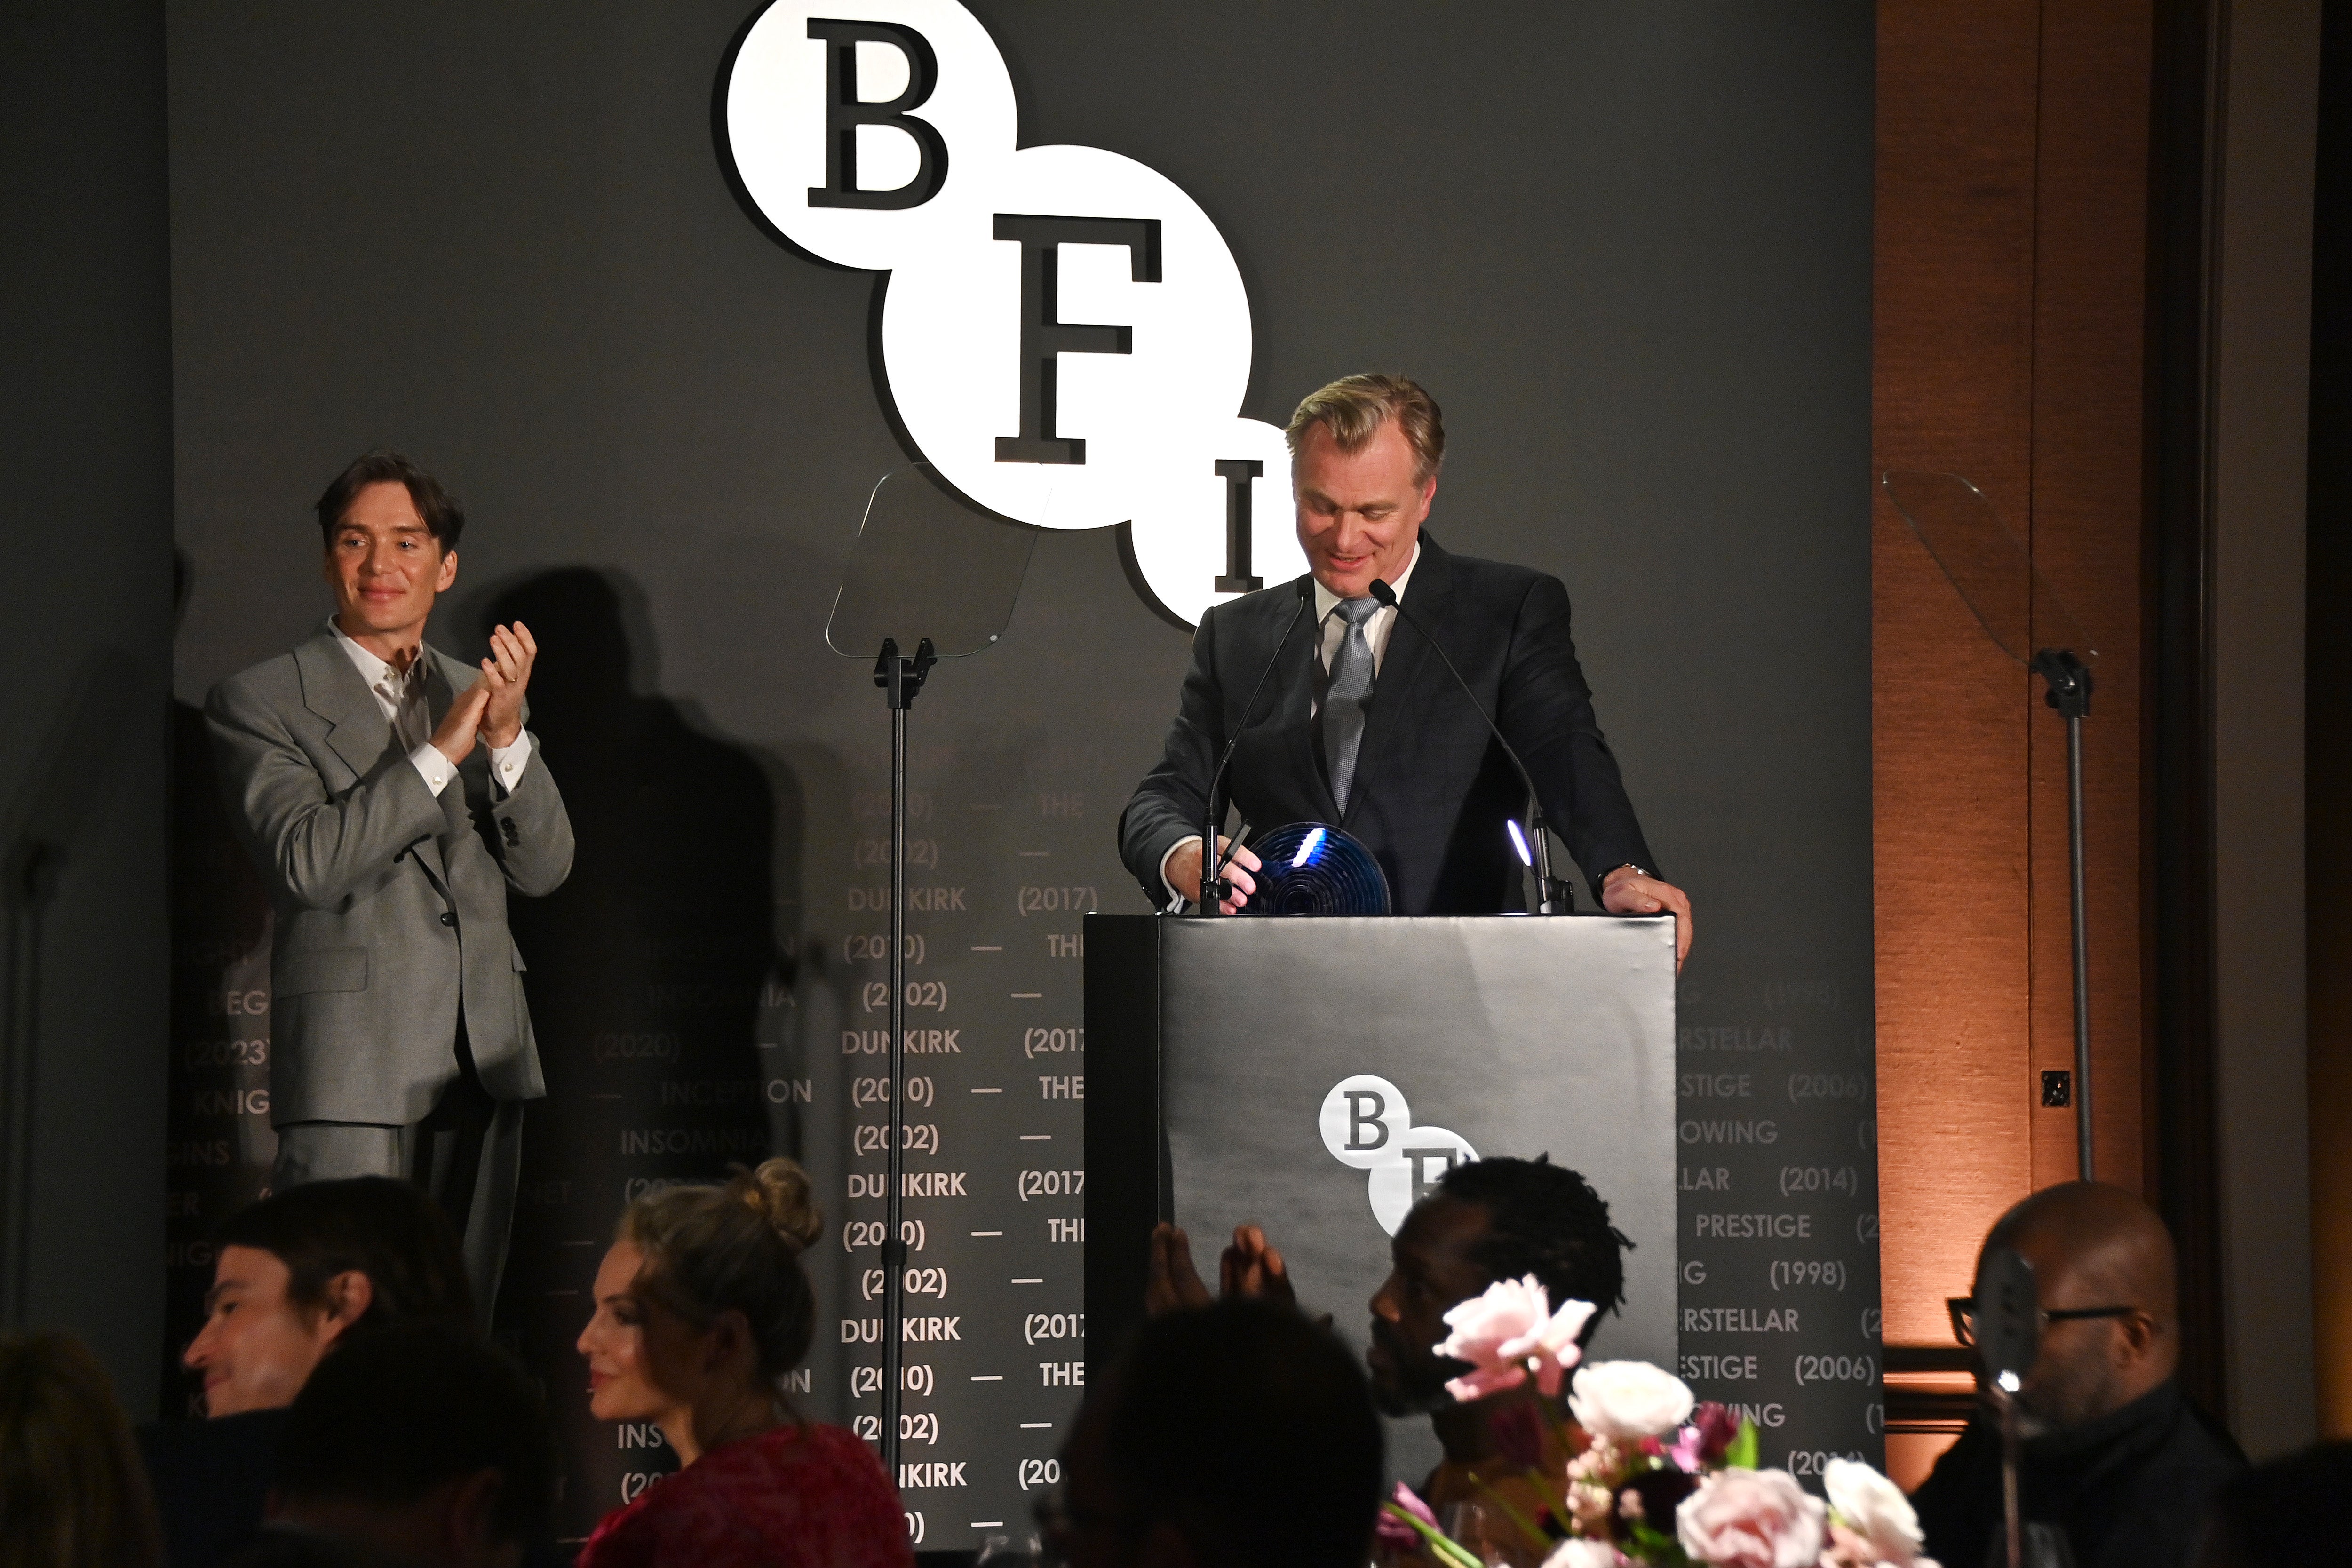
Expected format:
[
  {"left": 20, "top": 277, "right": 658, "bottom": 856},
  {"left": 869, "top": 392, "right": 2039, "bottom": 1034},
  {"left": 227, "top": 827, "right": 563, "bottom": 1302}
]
[{"left": 1946, "top": 1296, "right": 2137, "bottom": 1348}]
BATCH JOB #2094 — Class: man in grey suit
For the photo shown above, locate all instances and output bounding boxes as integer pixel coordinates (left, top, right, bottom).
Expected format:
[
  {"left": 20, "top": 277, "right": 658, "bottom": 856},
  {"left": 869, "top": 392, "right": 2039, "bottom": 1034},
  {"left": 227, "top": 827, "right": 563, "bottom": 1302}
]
[{"left": 206, "top": 450, "right": 574, "bottom": 1314}]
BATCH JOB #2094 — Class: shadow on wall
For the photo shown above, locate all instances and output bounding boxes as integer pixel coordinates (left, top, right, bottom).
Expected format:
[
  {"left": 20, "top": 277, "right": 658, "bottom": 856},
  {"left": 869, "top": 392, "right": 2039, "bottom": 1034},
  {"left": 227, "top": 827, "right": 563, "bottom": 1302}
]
[
  {"left": 162, "top": 553, "right": 276, "bottom": 1412},
  {"left": 464, "top": 565, "right": 801, "bottom": 1532}
]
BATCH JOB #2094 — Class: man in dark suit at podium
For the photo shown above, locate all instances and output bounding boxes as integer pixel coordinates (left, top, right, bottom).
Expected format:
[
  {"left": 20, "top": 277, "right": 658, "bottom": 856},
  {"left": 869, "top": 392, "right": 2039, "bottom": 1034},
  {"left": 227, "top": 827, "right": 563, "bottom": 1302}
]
[{"left": 1118, "top": 374, "right": 1692, "bottom": 959}]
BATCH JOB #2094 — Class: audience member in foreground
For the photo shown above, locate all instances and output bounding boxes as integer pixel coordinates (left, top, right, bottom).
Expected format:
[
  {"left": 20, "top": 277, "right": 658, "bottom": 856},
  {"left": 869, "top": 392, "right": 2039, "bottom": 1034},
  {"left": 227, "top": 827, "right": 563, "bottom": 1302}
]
[
  {"left": 1911, "top": 1181, "right": 2243, "bottom": 1568},
  {"left": 143, "top": 1177, "right": 476, "bottom": 1568},
  {"left": 0, "top": 1331, "right": 164, "bottom": 1568},
  {"left": 1053, "top": 1298, "right": 1383, "bottom": 1568},
  {"left": 1147, "top": 1154, "right": 1629, "bottom": 1518},
  {"left": 221, "top": 1321, "right": 549, "bottom": 1568},
  {"left": 2190, "top": 1440, "right": 2352, "bottom": 1568},
  {"left": 573, "top": 1157, "right": 908, "bottom": 1568}
]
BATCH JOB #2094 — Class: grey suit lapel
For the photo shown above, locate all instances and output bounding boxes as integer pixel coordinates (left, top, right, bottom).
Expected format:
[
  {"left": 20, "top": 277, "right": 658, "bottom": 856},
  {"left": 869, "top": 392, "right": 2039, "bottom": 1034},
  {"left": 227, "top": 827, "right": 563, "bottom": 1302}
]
[
  {"left": 1343, "top": 534, "right": 1453, "bottom": 829},
  {"left": 294, "top": 625, "right": 459, "bottom": 893},
  {"left": 295, "top": 627, "right": 399, "bottom": 783}
]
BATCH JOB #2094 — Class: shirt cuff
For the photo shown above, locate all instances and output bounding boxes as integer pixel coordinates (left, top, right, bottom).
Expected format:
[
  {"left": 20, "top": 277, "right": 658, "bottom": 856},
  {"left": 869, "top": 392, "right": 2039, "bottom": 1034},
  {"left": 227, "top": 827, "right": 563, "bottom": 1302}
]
[
  {"left": 488, "top": 733, "right": 532, "bottom": 794},
  {"left": 407, "top": 742, "right": 456, "bottom": 798},
  {"left": 1159, "top": 835, "right": 1204, "bottom": 910}
]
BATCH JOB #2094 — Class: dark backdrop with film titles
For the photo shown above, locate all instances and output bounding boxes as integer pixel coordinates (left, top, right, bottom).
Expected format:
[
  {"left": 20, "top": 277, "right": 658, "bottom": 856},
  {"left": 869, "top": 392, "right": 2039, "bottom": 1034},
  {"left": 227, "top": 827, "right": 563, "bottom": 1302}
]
[{"left": 163, "top": 0, "right": 1878, "bottom": 1546}]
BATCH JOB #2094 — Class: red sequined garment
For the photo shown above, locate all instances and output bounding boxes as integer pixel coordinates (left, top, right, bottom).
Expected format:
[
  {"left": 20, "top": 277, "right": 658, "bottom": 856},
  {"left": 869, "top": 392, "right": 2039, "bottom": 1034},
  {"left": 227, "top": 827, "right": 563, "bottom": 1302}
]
[{"left": 578, "top": 1423, "right": 910, "bottom": 1568}]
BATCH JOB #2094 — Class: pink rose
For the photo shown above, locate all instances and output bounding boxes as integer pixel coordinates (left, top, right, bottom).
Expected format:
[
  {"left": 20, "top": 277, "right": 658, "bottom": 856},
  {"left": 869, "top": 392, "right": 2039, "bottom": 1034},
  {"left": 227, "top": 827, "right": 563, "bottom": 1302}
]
[
  {"left": 1674, "top": 1468, "right": 1827, "bottom": 1568},
  {"left": 1433, "top": 1275, "right": 1598, "bottom": 1400}
]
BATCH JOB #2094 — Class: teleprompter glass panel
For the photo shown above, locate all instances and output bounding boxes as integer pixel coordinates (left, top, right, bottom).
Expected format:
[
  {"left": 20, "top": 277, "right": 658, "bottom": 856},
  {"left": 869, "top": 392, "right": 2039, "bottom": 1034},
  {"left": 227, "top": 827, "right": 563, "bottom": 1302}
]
[
  {"left": 825, "top": 463, "right": 1038, "bottom": 660},
  {"left": 1880, "top": 470, "right": 2097, "bottom": 668}
]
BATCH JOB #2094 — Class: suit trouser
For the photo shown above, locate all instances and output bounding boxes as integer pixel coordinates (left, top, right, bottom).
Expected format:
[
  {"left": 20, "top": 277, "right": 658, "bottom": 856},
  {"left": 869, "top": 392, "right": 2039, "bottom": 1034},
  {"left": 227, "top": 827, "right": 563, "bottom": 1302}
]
[{"left": 270, "top": 1024, "right": 524, "bottom": 1324}]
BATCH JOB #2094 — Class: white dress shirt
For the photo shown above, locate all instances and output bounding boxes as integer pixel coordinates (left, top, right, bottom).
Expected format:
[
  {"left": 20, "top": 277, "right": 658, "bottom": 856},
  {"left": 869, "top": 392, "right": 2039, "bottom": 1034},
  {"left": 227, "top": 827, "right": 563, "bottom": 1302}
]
[
  {"left": 1159, "top": 542, "right": 1423, "bottom": 905},
  {"left": 330, "top": 621, "right": 531, "bottom": 799}
]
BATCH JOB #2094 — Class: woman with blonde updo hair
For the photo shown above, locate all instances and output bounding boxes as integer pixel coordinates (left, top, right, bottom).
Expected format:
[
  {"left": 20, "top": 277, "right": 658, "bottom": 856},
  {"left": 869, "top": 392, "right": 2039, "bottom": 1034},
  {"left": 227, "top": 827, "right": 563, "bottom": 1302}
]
[{"left": 575, "top": 1158, "right": 908, "bottom": 1568}]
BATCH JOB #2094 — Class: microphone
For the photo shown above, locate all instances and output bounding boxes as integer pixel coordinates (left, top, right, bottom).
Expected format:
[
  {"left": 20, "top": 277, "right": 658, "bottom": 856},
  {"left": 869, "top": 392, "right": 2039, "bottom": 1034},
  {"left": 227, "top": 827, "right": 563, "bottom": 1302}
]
[
  {"left": 1197, "top": 578, "right": 1313, "bottom": 914},
  {"left": 1367, "top": 577, "right": 1568, "bottom": 914}
]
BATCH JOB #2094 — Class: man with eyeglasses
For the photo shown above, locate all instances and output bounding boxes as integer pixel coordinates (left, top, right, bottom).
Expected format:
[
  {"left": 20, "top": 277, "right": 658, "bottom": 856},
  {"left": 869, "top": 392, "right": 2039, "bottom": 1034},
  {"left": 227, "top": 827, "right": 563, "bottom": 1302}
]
[{"left": 1910, "top": 1181, "right": 2243, "bottom": 1568}]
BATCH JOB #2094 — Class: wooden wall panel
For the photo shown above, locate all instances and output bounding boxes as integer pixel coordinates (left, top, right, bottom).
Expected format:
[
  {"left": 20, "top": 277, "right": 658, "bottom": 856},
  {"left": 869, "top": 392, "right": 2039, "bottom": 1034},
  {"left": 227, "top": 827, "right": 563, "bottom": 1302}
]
[
  {"left": 1874, "top": 0, "right": 2154, "bottom": 1480},
  {"left": 1873, "top": 0, "right": 2044, "bottom": 1354}
]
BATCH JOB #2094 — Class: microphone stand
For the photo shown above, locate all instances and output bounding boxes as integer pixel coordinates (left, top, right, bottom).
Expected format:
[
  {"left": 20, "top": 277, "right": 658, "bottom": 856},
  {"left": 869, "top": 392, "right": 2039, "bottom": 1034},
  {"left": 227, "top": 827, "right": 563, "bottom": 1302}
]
[
  {"left": 2030, "top": 649, "right": 2096, "bottom": 1179},
  {"left": 1368, "top": 579, "right": 1567, "bottom": 914},
  {"left": 1996, "top": 1380, "right": 2023, "bottom": 1568},
  {"left": 873, "top": 635, "right": 933, "bottom": 1481}
]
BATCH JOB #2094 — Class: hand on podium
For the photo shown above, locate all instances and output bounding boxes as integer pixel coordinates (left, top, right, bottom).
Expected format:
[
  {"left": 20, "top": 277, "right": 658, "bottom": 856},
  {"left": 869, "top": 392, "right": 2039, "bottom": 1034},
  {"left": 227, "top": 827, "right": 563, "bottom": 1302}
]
[
  {"left": 1146, "top": 1222, "right": 1297, "bottom": 1316},
  {"left": 1601, "top": 864, "right": 1694, "bottom": 969},
  {"left": 1166, "top": 836, "right": 1263, "bottom": 914}
]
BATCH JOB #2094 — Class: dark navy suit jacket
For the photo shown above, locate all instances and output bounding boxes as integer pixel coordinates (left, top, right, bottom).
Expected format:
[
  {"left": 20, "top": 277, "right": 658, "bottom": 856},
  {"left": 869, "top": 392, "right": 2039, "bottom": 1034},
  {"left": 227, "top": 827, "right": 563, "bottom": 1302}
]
[{"left": 1118, "top": 532, "right": 1657, "bottom": 914}]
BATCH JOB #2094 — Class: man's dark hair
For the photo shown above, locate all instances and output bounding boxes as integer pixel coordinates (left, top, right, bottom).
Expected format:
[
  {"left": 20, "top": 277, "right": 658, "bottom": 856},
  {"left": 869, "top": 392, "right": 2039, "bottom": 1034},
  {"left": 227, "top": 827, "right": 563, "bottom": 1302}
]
[
  {"left": 1100, "top": 1300, "right": 1383, "bottom": 1568},
  {"left": 273, "top": 1322, "right": 551, "bottom": 1547},
  {"left": 212, "top": 1178, "right": 474, "bottom": 1334},
  {"left": 314, "top": 451, "right": 464, "bottom": 553},
  {"left": 1439, "top": 1155, "right": 1632, "bottom": 1318}
]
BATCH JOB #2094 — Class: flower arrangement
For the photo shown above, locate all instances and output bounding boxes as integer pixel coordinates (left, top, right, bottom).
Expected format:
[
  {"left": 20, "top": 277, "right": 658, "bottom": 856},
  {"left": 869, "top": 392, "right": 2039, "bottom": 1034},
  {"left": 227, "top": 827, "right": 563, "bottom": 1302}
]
[{"left": 1375, "top": 1277, "right": 1938, "bottom": 1568}]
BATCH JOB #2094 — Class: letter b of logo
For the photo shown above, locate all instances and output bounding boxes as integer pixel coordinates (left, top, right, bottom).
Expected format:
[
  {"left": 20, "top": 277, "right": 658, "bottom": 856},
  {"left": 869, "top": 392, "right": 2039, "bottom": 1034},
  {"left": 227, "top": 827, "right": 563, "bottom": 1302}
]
[{"left": 1320, "top": 1075, "right": 1405, "bottom": 1170}]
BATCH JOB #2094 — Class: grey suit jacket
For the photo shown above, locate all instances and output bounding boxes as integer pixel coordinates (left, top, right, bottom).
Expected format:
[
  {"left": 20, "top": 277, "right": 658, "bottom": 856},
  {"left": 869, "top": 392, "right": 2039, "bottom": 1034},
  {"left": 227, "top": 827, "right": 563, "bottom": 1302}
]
[{"left": 205, "top": 624, "right": 575, "bottom": 1125}]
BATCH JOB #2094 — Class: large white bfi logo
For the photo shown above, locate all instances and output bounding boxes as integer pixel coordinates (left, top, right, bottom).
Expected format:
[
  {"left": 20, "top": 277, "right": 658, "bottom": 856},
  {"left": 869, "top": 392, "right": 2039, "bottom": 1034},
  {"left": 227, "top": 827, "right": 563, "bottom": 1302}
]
[{"left": 723, "top": 0, "right": 1309, "bottom": 627}]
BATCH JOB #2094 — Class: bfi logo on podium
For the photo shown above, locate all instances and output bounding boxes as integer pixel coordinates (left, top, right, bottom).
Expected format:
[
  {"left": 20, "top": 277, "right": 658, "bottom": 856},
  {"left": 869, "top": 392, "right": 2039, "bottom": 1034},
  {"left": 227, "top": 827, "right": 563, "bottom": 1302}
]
[
  {"left": 1319, "top": 1075, "right": 1478, "bottom": 1234},
  {"left": 721, "top": 0, "right": 1309, "bottom": 626}
]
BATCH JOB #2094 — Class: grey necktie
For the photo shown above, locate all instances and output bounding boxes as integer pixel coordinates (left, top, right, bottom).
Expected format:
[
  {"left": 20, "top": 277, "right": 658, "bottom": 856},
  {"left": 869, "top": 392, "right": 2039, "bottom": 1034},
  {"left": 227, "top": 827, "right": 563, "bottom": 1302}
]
[{"left": 1323, "top": 596, "right": 1382, "bottom": 814}]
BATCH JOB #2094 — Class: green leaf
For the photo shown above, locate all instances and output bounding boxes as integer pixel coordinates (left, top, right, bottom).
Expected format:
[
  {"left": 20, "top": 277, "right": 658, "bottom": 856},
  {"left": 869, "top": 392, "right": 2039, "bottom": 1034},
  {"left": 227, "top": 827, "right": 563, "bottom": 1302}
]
[
  {"left": 1724, "top": 1417, "right": 1760, "bottom": 1472},
  {"left": 1627, "top": 1519, "right": 1695, "bottom": 1565},
  {"left": 1380, "top": 1502, "right": 1487, "bottom": 1568}
]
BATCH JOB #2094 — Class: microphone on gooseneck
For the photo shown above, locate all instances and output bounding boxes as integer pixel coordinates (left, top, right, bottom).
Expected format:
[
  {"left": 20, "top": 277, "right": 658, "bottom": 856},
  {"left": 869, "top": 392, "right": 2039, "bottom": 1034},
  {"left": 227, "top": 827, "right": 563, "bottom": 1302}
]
[
  {"left": 1197, "top": 577, "right": 1315, "bottom": 914},
  {"left": 1367, "top": 577, "right": 1568, "bottom": 914}
]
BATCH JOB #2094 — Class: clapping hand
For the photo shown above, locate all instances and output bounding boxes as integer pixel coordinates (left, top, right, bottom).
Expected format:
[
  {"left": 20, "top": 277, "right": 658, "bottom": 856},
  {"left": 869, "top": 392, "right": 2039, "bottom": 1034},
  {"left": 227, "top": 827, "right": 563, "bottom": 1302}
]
[
  {"left": 1146, "top": 1223, "right": 1213, "bottom": 1316},
  {"left": 478, "top": 621, "right": 537, "bottom": 748},
  {"left": 1217, "top": 1224, "right": 1297, "bottom": 1310}
]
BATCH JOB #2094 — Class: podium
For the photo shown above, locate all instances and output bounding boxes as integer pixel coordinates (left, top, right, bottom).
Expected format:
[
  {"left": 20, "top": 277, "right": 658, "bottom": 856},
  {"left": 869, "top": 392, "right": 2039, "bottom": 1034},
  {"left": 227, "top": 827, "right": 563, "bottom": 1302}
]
[{"left": 1084, "top": 913, "right": 1679, "bottom": 1473}]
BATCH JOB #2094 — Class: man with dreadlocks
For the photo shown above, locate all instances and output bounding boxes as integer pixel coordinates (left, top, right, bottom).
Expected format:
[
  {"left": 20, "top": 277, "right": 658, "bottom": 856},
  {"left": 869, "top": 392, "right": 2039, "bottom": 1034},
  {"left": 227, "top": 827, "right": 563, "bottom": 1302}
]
[{"left": 1147, "top": 1154, "right": 1632, "bottom": 1525}]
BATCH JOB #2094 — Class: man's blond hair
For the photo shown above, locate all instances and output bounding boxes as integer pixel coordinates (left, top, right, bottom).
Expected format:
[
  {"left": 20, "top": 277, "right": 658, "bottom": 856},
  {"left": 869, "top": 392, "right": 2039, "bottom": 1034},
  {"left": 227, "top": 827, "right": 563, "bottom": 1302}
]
[{"left": 1285, "top": 374, "right": 1446, "bottom": 485}]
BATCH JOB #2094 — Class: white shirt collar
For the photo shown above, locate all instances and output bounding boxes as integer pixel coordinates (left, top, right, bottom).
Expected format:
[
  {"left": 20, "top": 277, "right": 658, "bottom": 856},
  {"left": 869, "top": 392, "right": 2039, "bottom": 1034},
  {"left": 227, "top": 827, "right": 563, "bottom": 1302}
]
[
  {"left": 1313, "top": 538, "right": 1423, "bottom": 621},
  {"left": 329, "top": 619, "right": 429, "bottom": 696}
]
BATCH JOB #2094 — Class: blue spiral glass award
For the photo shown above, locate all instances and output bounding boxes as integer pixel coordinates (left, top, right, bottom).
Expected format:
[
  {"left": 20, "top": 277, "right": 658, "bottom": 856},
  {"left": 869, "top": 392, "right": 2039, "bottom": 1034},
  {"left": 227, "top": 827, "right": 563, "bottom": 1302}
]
[{"left": 1240, "top": 822, "right": 1391, "bottom": 916}]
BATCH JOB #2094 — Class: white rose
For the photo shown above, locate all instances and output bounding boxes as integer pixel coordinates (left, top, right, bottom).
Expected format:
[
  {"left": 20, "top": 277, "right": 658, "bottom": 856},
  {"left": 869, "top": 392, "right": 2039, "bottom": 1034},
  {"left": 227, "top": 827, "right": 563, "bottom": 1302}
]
[
  {"left": 1824, "top": 1458, "right": 1930, "bottom": 1566},
  {"left": 1567, "top": 1360, "right": 1696, "bottom": 1439},
  {"left": 1540, "top": 1540, "right": 1623, "bottom": 1568}
]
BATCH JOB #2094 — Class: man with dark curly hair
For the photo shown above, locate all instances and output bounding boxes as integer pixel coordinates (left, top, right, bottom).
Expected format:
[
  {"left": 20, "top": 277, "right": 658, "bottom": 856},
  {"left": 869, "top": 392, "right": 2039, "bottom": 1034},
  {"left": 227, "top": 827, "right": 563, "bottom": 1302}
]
[{"left": 1146, "top": 1154, "right": 1630, "bottom": 1520}]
